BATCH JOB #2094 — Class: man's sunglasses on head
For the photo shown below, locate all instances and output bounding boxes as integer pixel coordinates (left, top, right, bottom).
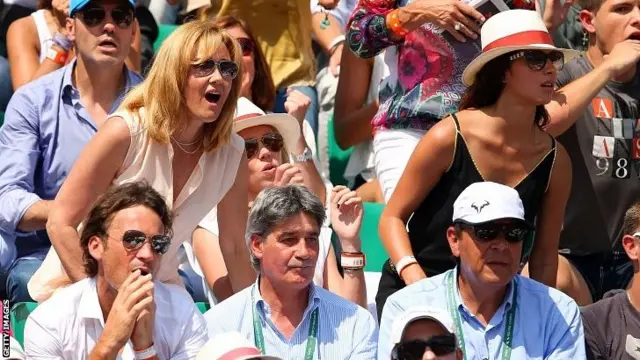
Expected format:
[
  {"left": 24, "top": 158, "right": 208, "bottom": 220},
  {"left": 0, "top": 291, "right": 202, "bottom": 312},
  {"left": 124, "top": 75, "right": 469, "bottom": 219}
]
[{"left": 391, "top": 334, "right": 457, "bottom": 360}]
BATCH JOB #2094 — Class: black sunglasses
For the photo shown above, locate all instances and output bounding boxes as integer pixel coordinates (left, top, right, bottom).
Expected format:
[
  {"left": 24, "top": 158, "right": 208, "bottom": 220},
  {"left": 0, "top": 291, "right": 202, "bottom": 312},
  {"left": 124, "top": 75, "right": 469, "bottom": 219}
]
[
  {"left": 118, "top": 230, "right": 171, "bottom": 255},
  {"left": 244, "top": 132, "right": 284, "bottom": 159},
  {"left": 391, "top": 335, "right": 457, "bottom": 360},
  {"left": 76, "top": 5, "right": 134, "bottom": 28},
  {"left": 510, "top": 50, "right": 564, "bottom": 71},
  {"left": 236, "top": 37, "right": 255, "bottom": 57},
  {"left": 455, "top": 221, "right": 530, "bottom": 243},
  {"left": 192, "top": 59, "right": 239, "bottom": 80}
]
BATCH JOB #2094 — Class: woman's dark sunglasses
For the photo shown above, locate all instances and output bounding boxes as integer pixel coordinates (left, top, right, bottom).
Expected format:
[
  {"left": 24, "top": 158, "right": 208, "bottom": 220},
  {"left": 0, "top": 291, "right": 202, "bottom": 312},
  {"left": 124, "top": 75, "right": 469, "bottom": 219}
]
[
  {"left": 76, "top": 5, "right": 134, "bottom": 28},
  {"left": 236, "top": 37, "right": 255, "bottom": 57},
  {"left": 510, "top": 50, "right": 564, "bottom": 71},
  {"left": 391, "top": 335, "right": 457, "bottom": 360},
  {"left": 455, "top": 221, "right": 530, "bottom": 243},
  {"left": 192, "top": 59, "right": 239, "bottom": 80},
  {"left": 120, "top": 230, "right": 171, "bottom": 255},
  {"left": 244, "top": 132, "right": 284, "bottom": 159}
]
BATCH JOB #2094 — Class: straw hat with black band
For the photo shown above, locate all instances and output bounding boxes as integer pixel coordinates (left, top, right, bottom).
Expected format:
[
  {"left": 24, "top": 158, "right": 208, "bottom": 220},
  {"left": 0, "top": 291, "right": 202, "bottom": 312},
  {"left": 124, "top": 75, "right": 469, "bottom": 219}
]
[{"left": 462, "top": 9, "right": 580, "bottom": 86}]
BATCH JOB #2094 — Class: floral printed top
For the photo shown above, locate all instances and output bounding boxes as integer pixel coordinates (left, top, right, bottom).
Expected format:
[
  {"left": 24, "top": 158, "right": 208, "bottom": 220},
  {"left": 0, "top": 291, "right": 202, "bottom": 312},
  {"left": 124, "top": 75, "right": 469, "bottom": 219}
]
[{"left": 347, "top": 0, "right": 534, "bottom": 131}]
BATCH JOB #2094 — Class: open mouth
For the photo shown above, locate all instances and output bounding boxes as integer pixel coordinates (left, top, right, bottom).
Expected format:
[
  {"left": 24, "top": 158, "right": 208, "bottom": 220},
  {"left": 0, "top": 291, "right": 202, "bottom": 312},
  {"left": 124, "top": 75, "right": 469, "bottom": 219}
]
[
  {"left": 541, "top": 80, "right": 554, "bottom": 88},
  {"left": 628, "top": 32, "right": 640, "bottom": 41},
  {"left": 133, "top": 268, "right": 150, "bottom": 276},
  {"left": 98, "top": 39, "right": 117, "bottom": 49},
  {"left": 204, "top": 91, "right": 221, "bottom": 104}
]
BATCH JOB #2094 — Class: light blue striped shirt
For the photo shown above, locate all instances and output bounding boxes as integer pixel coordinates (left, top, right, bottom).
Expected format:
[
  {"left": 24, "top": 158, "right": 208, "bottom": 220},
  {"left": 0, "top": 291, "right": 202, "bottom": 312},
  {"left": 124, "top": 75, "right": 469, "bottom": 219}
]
[
  {"left": 378, "top": 268, "right": 585, "bottom": 360},
  {"left": 204, "top": 280, "right": 378, "bottom": 359}
]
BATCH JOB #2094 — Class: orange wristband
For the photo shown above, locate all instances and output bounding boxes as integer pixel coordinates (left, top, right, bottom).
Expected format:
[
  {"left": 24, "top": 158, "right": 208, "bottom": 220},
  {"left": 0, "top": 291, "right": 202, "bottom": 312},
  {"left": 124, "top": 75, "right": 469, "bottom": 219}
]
[
  {"left": 46, "top": 47, "right": 68, "bottom": 65},
  {"left": 387, "top": 9, "right": 409, "bottom": 37}
]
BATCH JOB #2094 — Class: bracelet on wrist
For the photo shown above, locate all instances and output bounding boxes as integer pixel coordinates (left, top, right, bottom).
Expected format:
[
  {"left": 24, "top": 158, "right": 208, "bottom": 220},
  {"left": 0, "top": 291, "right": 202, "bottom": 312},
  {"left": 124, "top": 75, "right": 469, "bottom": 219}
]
[
  {"left": 387, "top": 9, "right": 409, "bottom": 38},
  {"left": 134, "top": 343, "right": 156, "bottom": 360},
  {"left": 341, "top": 251, "right": 366, "bottom": 270},
  {"left": 328, "top": 35, "right": 345, "bottom": 54}
]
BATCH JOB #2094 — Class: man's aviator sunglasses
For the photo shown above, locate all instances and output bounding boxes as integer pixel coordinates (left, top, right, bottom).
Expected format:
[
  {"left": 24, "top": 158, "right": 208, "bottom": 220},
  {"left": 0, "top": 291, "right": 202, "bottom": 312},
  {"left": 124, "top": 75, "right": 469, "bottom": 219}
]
[
  {"left": 455, "top": 221, "right": 530, "bottom": 243},
  {"left": 113, "top": 229, "right": 172, "bottom": 255},
  {"left": 74, "top": 4, "right": 134, "bottom": 28}
]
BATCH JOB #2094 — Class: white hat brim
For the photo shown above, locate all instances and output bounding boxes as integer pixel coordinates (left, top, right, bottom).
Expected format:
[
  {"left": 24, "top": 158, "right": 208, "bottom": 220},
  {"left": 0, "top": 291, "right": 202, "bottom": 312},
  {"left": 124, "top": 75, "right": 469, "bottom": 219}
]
[
  {"left": 233, "top": 113, "right": 301, "bottom": 151},
  {"left": 462, "top": 44, "right": 581, "bottom": 86}
]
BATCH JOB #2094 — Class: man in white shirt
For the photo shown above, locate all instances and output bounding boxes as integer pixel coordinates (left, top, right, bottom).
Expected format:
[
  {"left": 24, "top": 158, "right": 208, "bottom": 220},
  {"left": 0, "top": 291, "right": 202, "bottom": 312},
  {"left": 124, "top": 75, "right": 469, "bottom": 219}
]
[
  {"left": 24, "top": 181, "right": 208, "bottom": 360},
  {"left": 204, "top": 185, "right": 377, "bottom": 359}
]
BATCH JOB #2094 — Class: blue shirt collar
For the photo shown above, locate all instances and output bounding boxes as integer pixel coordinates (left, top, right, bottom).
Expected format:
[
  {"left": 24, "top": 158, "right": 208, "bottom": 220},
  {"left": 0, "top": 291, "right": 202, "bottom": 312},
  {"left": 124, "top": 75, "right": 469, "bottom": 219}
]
[{"left": 252, "top": 277, "right": 321, "bottom": 319}]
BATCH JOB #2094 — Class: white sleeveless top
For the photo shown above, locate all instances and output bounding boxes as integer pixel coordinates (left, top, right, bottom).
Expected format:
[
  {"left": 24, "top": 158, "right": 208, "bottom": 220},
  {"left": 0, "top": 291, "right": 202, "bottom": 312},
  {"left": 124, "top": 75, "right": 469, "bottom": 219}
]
[
  {"left": 27, "top": 108, "right": 244, "bottom": 302},
  {"left": 30, "top": 10, "right": 53, "bottom": 63}
]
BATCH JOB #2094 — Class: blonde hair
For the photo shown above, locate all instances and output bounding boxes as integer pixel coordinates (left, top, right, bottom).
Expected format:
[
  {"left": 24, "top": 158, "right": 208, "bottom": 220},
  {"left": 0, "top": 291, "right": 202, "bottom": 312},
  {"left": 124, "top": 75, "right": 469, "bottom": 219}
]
[{"left": 118, "top": 20, "right": 243, "bottom": 152}]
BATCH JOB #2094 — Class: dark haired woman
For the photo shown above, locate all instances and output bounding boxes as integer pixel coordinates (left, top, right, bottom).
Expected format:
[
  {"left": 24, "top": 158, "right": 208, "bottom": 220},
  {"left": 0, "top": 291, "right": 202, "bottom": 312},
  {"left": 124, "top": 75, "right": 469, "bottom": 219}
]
[{"left": 376, "top": 9, "right": 578, "bottom": 317}]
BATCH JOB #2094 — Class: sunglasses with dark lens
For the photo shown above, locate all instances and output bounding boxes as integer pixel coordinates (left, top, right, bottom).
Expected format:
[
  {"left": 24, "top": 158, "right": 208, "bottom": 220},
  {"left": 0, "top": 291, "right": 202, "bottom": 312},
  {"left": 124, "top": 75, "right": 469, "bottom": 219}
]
[
  {"left": 236, "top": 37, "right": 255, "bottom": 57},
  {"left": 77, "top": 6, "right": 134, "bottom": 28},
  {"left": 510, "top": 50, "right": 564, "bottom": 71},
  {"left": 456, "top": 222, "right": 530, "bottom": 243},
  {"left": 244, "top": 132, "right": 284, "bottom": 159},
  {"left": 120, "top": 230, "right": 171, "bottom": 255},
  {"left": 192, "top": 59, "right": 239, "bottom": 80},
  {"left": 391, "top": 335, "right": 457, "bottom": 360}
]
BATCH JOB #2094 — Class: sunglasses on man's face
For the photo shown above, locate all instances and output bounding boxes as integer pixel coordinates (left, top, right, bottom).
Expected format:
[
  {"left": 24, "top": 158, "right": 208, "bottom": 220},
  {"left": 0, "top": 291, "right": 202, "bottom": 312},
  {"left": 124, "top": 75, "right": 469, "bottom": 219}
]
[
  {"left": 192, "top": 59, "right": 239, "bottom": 80},
  {"left": 236, "top": 37, "right": 255, "bottom": 57},
  {"left": 244, "top": 132, "right": 284, "bottom": 159},
  {"left": 76, "top": 5, "right": 134, "bottom": 28},
  {"left": 119, "top": 229, "right": 171, "bottom": 255},
  {"left": 510, "top": 50, "right": 564, "bottom": 72},
  {"left": 455, "top": 221, "right": 530, "bottom": 243},
  {"left": 391, "top": 335, "right": 457, "bottom": 360}
]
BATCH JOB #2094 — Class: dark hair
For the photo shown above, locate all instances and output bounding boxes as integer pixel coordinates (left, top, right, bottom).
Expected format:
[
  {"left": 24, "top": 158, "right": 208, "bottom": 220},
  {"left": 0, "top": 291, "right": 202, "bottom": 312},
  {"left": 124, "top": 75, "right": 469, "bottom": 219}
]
[
  {"left": 623, "top": 201, "right": 640, "bottom": 237},
  {"left": 80, "top": 181, "right": 174, "bottom": 277},
  {"left": 37, "top": 0, "right": 52, "bottom": 9},
  {"left": 209, "top": 15, "right": 276, "bottom": 112},
  {"left": 459, "top": 52, "right": 549, "bottom": 128},
  {"left": 577, "top": 0, "right": 605, "bottom": 12}
]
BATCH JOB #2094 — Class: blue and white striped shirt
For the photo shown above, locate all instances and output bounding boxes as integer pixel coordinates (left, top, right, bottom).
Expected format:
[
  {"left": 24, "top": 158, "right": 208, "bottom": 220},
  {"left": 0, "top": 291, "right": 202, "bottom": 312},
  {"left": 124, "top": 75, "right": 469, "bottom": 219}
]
[
  {"left": 378, "top": 268, "right": 585, "bottom": 360},
  {"left": 204, "top": 280, "right": 378, "bottom": 359}
]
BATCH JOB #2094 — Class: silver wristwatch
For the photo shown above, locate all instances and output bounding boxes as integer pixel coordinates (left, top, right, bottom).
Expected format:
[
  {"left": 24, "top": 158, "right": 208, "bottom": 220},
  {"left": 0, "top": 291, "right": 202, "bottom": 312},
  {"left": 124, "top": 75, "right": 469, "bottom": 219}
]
[{"left": 292, "top": 146, "right": 313, "bottom": 163}]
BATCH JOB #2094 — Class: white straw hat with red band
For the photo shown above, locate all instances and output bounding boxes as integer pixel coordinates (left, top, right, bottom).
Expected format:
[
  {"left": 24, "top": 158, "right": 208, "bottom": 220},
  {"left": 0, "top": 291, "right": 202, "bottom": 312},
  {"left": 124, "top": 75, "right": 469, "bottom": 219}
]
[
  {"left": 196, "top": 332, "right": 282, "bottom": 360},
  {"left": 462, "top": 9, "right": 580, "bottom": 86},
  {"left": 233, "top": 97, "right": 301, "bottom": 150}
]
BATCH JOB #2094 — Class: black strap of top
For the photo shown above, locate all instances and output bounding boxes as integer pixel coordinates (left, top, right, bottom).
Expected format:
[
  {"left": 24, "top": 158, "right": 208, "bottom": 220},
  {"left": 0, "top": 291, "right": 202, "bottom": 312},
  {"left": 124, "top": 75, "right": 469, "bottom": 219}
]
[{"left": 451, "top": 113, "right": 461, "bottom": 132}]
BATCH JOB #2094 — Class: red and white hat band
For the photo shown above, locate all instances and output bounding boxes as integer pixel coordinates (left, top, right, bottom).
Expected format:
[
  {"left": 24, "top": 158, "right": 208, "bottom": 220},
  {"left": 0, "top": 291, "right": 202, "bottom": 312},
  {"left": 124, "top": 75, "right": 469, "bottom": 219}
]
[
  {"left": 218, "top": 347, "right": 262, "bottom": 360},
  {"left": 483, "top": 30, "right": 553, "bottom": 52}
]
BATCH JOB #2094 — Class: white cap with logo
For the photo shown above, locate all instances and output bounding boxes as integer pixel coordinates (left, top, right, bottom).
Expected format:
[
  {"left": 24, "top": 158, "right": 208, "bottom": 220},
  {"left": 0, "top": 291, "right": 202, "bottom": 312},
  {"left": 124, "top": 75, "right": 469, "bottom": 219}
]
[
  {"left": 196, "top": 332, "right": 282, "bottom": 360},
  {"left": 452, "top": 182, "right": 532, "bottom": 227},
  {"left": 390, "top": 306, "right": 456, "bottom": 346}
]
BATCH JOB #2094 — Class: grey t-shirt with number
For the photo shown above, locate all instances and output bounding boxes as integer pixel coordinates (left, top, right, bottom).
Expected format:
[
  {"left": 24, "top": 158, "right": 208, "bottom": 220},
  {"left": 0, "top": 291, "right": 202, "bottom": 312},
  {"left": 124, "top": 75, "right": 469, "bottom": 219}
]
[{"left": 556, "top": 54, "right": 640, "bottom": 255}]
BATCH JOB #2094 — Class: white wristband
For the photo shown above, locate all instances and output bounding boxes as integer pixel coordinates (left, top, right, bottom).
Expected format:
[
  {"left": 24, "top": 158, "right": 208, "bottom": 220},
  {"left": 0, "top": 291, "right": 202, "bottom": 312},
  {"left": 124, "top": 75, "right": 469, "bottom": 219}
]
[
  {"left": 134, "top": 344, "right": 156, "bottom": 360},
  {"left": 328, "top": 35, "right": 346, "bottom": 54},
  {"left": 395, "top": 256, "right": 418, "bottom": 277}
]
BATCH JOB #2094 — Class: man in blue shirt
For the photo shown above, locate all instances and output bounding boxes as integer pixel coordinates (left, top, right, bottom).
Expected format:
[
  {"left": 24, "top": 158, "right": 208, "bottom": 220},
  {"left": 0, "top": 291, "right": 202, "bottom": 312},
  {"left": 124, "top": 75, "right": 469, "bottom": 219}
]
[
  {"left": 0, "top": 0, "right": 141, "bottom": 304},
  {"left": 378, "top": 181, "right": 585, "bottom": 360},
  {"left": 204, "top": 185, "right": 378, "bottom": 359}
]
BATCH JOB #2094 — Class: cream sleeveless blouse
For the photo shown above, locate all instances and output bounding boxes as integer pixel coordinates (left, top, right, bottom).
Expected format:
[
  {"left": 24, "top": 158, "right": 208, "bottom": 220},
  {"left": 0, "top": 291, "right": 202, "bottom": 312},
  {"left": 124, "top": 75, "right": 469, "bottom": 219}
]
[{"left": 27, "top": 108, "right": 244, "bottom": 302}]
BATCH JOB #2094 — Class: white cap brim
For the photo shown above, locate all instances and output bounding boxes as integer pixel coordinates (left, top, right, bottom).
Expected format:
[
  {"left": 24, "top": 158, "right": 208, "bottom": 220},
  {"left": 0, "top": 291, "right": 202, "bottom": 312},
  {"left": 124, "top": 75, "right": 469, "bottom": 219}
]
[{"left": 233, "top": 113, "right": 301, "bottom": 150}]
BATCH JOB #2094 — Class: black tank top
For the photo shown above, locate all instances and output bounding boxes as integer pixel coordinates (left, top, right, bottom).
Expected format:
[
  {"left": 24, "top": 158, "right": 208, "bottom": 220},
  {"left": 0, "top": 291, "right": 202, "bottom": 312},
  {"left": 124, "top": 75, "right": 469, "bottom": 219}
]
[{"left": 406, "top": 114, "right": 557, "bottom": 275}]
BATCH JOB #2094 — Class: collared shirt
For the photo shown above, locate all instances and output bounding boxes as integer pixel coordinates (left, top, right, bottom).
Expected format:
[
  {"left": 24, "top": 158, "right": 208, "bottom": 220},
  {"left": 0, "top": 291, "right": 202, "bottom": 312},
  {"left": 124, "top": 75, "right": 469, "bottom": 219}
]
[
  {"left": 24, "top": 277, "right": 208, "bottom": 359},
  {"left": 0, "top": 61, "right": 141, "bottom": 269},
  {"left": 204, "top": 280, "right": 378, "bottom": 359},
  {"left": 378, "top": 268, "right": 585, "bottom": 360}
]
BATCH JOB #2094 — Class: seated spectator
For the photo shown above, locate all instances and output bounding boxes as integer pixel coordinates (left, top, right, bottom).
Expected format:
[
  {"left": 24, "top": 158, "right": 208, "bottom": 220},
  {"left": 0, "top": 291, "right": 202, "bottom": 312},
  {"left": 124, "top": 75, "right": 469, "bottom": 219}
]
[
  {"left": 0, "top": 0, "right": 140, "bottom": 304},
  {"left": 378, "top": 181, "right": 585, "bottom": 360},
  {"left": 205, "top": 185, "right": 377, "bottom": 359},
  {"left": 582, "top": 201, "right": 640, "bottom": 359},
  {"left": 197, "top": 332, "right": 282, "bottom": 360},
  {"left": 24, "top": 181, "right": 208, "bottom": 359},
  {"left": 29, "top": 20, "right": 254, "bottom": 302},
  {"left": 390, "top": 307, "right": 462, "bottom": 360},
  {"left": 7, "top": 0, "right": 142, "bottom": 90},
  {"left": 377, "top": 10, "right": 575, "bottom": 317},
  {"left": 192, "top": 98, "right": 366, "bottom": 307}
]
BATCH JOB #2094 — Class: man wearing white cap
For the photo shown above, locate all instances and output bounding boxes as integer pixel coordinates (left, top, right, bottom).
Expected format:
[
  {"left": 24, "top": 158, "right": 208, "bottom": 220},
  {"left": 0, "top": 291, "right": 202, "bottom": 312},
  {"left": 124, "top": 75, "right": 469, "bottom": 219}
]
[
  {"left": 389, "top": 307, "right": 462, "bottom": 360},
  {"left": 378, "top": 182, "right": 584, "bottom": 360}
]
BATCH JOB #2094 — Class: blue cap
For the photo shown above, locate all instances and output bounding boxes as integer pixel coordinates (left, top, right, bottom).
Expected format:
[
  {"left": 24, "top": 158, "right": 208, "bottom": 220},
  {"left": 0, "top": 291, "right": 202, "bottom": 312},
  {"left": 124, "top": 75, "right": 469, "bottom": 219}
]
[{"left": 70, "top": 0, "right": 135, "bottom": 16}]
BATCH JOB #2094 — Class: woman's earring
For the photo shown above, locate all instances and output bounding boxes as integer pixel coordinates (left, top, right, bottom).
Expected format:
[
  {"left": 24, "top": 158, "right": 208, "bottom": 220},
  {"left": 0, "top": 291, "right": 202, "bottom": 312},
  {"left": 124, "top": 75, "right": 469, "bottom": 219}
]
[{"left": 581, "top": 30, "right": 589, "bottom": 49}]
